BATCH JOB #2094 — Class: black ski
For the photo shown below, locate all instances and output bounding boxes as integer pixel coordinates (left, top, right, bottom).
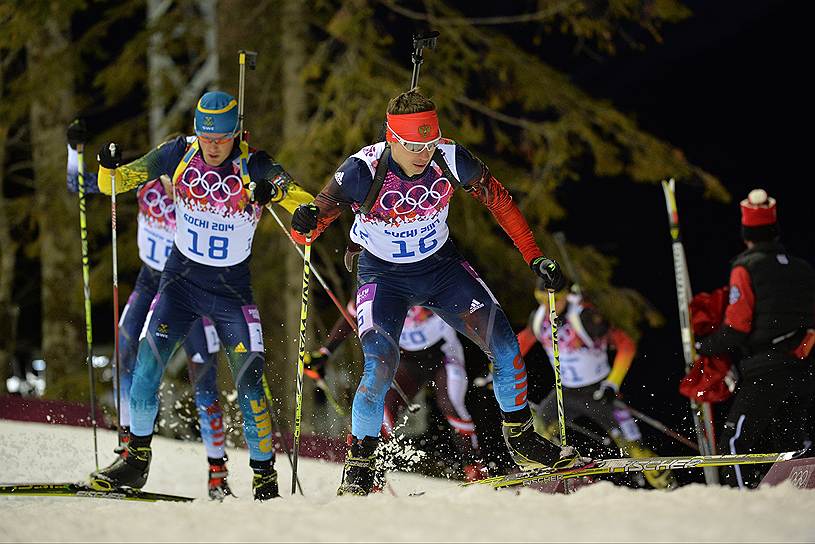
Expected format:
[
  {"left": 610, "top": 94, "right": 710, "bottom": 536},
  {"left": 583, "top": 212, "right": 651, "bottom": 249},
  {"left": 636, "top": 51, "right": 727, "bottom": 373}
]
[{"left": 0, "top": 482, "right": 194, "bottom": 502}]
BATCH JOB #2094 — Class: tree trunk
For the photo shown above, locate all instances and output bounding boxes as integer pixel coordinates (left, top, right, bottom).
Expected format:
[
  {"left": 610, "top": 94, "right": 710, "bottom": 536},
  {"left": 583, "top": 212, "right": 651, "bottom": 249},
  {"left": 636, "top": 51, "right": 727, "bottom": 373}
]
[
  {"left": 279, "top": 0, "right": 311, "bottom": 428},
  {"left": 28, "top": 16, "right": 84, "bottom": 399},
  {"left": 0, "top": 57, "right": 20, "bottom": 383}
]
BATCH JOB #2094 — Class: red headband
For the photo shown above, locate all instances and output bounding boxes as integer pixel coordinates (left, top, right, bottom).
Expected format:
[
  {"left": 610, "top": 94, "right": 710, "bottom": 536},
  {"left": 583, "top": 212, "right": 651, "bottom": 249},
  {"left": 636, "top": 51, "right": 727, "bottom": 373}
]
[{"left": 386, "top": 110, "right": 440, "bottom": 143}]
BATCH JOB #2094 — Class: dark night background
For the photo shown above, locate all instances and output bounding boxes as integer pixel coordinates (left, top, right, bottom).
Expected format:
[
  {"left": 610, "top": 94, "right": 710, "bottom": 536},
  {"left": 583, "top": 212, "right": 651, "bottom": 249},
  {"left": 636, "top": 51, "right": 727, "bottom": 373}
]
[{"left": 443, "top": 0, "right": 814, "bottom": 480}]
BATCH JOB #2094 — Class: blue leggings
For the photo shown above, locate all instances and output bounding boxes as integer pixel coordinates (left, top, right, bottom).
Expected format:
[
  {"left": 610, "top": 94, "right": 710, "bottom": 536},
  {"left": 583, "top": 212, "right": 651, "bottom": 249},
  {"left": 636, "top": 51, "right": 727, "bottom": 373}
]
[
  {"left": 352, "top": 242, "right": 528, "bottom": 438},
  {"left": 116, "top": 265, "right": 225, "bottom": 459},
  {"left": 129, "top": 249, "right": 273, "bottom": 464}
]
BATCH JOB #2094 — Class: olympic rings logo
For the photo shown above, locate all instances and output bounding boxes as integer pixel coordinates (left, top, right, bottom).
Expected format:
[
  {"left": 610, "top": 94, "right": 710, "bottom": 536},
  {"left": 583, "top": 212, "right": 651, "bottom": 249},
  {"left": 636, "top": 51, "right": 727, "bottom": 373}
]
[
  {"left": 379, "top": 178, "right": 451, "bottom": 214},
  {"left": 141, "top": 187, "right": 175, "bottom": 219},
  {"left": 789, "top": 468, "right": 811, "bottom": 488},
  {"left": 181, "top": 167, "right": 244, "bottom": 203}
]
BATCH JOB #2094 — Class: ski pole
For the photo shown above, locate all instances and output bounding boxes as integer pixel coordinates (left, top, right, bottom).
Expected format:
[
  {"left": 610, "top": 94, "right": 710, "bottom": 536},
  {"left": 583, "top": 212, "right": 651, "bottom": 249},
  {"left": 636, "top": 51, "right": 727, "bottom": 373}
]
[
  {"left": 548, "top": 290, "right": 567, "bottom": 448},
  {"left": 267, "top": 206, "right": 419, "bottom": 416},
  {"left": 77, "top": 143, "right": 100, "bottom": 469},
  {"left": 237, "top": 49, "right": 257, "bottom": 137},
  {"left": 624, "top": 404, "right": 699, "bottom": 452},
  {"left": 303, "top": 367, "right": 348, "bottom": 417},
  {"left": 291, "top": 235, "right": 312, "bottom": 495},
  {"left": 235, "top": 49, "right": 310, "bottom": 491},
  {"left": 261, "top": 374, "right": 303, "bottom": 495},
  {"left": 109, "top": 144, "right": 123, "bottom": 448},
  {"left": 264, "top": 205, "right": 358, "bottom": 333},
  {"left": 390, "top": 379, "right": 421, "bottom": 414},
  {"left": 661, "top": 179, "right": 718, "bottom": 484}
]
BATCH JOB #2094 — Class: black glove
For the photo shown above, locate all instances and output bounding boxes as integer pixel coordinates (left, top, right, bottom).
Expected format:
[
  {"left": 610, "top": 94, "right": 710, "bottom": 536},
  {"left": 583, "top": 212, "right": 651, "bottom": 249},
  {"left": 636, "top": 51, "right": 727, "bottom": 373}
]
[
  {"left": 97, "top": 142, "right": 122, "bottom": 169},
  {"left": 66, "top": 119, "right": 88, "bottom": 149},
  {"left": 530, "top": 256, "right": 566, "bottom": 292},
  {"left": 592, "top": 380, "right": 618, "bottom": 404},
  {"left": 291, "top": 203, "right": 319, "bottom": 235},
  {"left": 249, "top": 178, "right": 280, "bottom": 206}
]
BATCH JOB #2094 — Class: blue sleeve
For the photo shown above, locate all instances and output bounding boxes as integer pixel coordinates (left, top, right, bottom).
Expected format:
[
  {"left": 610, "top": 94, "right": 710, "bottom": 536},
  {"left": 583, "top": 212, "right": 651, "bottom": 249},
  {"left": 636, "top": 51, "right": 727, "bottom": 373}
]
[
  {"left": 66, "top": 145, "right": 100, "bottom": 193},
  {"left": 333, "top": 156, "right": 372, "bottom": 204},
  {"left": 454, "top": 144, "right": 487, "bottom": 186}
]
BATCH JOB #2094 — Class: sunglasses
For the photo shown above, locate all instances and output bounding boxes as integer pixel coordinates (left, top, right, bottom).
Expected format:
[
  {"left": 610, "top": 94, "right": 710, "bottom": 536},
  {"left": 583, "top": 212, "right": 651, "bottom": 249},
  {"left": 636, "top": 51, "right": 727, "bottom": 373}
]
[
  {"left": 197, "top": 132, "right": 236, "bottom": 145},
  {"left": 387, "top": 124, "right": 441, "bottom": 153}
]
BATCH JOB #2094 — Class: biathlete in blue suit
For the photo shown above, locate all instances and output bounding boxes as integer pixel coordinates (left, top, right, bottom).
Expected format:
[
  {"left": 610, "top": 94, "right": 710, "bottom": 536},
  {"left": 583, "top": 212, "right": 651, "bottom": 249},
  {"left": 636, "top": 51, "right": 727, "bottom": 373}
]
[
  {"left": 290, "top": 89, "right": 589, "bottom": 496},
  {"left": 67, "top": 122, "right": 233, "bottom": 500},
  {"left": 88, "top": 92, "right": 313, "bottom": 501}
]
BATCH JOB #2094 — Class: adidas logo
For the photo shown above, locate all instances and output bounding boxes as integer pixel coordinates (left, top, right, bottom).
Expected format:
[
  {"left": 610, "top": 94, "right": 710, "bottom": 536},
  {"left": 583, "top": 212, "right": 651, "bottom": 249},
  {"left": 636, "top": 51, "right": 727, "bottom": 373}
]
[
  {"left": 235, "top": 342, "right": 247, "bottom": 353},
  {"left": 469, "top": 299, "right": 484, "bottom": 313},
  {"left": 334, "top": 171, "right": 344, "bottom": 185}
]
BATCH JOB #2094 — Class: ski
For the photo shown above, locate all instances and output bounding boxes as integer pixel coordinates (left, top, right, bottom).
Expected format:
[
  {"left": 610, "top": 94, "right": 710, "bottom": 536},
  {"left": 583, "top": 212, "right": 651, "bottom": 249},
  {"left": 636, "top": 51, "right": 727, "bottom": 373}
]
[
  {"left": 662, "top": 178, "right": 719, "bottom": 484},
  {"left": 0, "top": 482, "right": 194, "bottom": 503},
  {"left": 465, "top": 451, "right": 797, "bottom": 489}
]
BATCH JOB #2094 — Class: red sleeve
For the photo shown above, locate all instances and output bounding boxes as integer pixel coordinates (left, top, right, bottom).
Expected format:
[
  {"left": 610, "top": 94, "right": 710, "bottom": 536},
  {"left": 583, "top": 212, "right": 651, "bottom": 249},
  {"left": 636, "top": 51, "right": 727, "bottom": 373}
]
[
  {"left": 723, "top": 266, "right": 754, "bottom": 333},
  {"left": 516, "top": 327, "right": 538, "bottom": 357},
  {"left": 466, "top": 175, "right": 543, "bottom": 264},
  {"left": 290, "top": 180, "right": 348, "bottom": 244}
]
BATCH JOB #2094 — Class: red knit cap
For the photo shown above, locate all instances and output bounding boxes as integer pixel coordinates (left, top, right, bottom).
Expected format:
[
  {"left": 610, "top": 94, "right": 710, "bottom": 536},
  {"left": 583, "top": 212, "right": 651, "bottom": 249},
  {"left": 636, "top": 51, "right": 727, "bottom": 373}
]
[{"left": 740, "top": 189, "right": 777, "bottom": 227}]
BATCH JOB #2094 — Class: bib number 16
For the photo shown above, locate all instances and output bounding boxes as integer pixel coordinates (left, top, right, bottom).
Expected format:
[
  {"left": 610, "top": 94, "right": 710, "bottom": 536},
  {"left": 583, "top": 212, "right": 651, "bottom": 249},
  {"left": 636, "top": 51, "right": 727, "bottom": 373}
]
[{"left": 391, "top": 229, "right": 438, "bottom": 259}]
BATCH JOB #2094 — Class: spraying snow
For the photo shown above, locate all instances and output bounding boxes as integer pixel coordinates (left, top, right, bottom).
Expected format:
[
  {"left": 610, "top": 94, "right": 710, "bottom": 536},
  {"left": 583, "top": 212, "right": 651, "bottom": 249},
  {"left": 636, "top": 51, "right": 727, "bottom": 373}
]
[{"left": 0, "top": 420, "right": 813, "bottom": 542}]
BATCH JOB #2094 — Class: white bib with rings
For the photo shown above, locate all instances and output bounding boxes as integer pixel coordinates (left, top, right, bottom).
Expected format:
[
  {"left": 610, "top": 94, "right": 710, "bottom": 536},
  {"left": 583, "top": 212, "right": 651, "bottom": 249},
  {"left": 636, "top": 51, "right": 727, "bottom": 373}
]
[
  {"left": 350, "top": 142, "right": 458, "bottom": 264},
  {"left": 172, "top": 139, "right": 262, "bottom": 267},
  {"left": 137, "top": 179, "right": 176, "bottom": 270}
]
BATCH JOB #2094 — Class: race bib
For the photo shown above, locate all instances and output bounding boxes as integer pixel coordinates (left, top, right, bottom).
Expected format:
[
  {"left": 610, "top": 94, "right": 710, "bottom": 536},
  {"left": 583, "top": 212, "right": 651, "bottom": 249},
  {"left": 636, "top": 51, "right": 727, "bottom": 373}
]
[
  {"left": 137, "top": 215, "right": 175, "bottom": 270},
  {"left": 241, "top": 305, "right": 264, "bottom": 352},
  {"left": 201, "top": 316, "right": 220, "bottom": 354},
  {"left": 356, "top": 284, "right": 377, "bottom": 337}
]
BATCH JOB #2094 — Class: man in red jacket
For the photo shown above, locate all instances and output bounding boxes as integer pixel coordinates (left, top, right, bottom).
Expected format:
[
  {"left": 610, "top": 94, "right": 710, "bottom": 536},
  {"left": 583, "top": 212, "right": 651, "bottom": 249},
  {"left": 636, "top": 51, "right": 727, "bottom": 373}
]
[{"left": 695, "top": 189, "right": 815, "bottom": 488}]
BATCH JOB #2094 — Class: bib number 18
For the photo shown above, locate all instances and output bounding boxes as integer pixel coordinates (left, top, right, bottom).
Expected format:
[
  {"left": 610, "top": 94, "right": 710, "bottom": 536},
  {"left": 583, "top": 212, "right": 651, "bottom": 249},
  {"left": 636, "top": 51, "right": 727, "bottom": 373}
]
[{"left": 188, "top": 229, "right": 229, "bottom": 260}]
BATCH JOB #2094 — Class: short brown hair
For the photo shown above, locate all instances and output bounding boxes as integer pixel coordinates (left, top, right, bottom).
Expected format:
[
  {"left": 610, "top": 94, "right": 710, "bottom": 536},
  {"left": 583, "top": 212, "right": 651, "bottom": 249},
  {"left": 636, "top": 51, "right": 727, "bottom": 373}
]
[{"left": 387, "top": 89, "right": 436, "bottom": 115}]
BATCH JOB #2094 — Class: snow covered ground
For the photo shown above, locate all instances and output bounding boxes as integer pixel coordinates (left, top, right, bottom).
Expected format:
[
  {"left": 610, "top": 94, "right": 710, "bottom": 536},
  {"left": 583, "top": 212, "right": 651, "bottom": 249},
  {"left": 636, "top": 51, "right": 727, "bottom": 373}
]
[{"left": 1, "top": 420, "right": 813, "bottom": 543}]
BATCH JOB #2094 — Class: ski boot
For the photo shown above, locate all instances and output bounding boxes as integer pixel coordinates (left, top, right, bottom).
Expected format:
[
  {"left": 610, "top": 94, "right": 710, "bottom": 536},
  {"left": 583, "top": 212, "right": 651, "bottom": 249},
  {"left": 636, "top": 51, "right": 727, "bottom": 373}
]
[
  {"left": 502, "top": 409, "right": 590, "bottom": 470},
  {"left": 207, "top": 456, "right": 234, "bottom": 501},
  {"left": 251, "top": 460, "right": 280, "bottom": 501},
  {"left": 337, "top": 435, "right": 379, "bottom": 496},
  {"left": 90, "top": 434, "right": 152, "bottom": 490}
]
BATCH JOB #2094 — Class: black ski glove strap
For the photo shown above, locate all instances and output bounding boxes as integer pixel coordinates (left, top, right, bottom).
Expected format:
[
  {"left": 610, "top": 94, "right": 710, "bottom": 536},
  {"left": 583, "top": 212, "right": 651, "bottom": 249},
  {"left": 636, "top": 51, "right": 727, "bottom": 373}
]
[
  {"left": 530, "top": 256, "right": 566, "bottom": 292},
  {"left": 292, "top": 204, "right": 319, "bottom": 235},
  {"left": 98, "top": 142, "right": 122, "bottom": 169}
]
